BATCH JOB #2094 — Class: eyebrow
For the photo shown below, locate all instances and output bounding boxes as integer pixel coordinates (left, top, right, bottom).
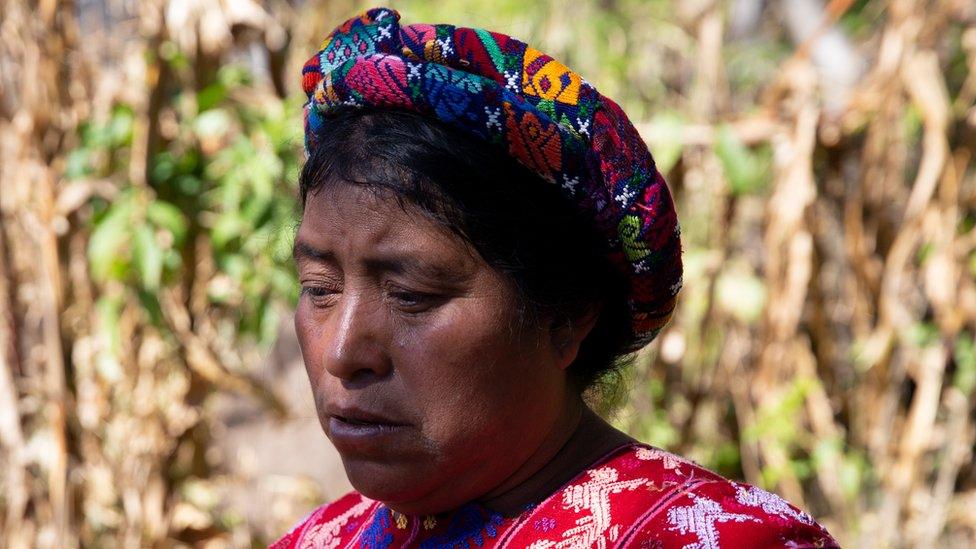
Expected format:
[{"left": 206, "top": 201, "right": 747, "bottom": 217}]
[
  {"left": 293, "top": 241, "right": 335, "bottom": 263},
  {"left": 363, "top": 257, "right": 468, "bottom": 283},
  {"left": 293, "top": 240, "right": 471, "bottom": 283}
]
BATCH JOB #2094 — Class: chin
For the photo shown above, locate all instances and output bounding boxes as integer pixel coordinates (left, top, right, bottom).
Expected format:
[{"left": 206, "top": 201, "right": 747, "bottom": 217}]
[{"left": 341, "top": 456, "right": 443, "bottom": 513}]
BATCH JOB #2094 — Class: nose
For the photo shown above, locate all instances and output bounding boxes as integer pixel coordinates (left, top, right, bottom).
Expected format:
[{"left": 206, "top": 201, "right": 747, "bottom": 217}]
[{"left": 322, "top": 291, "right": 392, "bottom": 382}]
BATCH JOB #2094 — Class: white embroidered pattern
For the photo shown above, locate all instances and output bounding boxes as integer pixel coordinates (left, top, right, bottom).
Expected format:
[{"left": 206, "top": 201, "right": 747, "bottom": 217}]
[
  {"left": 734, "top": 484, "right": 813, "bottom": 525},
  {"left": 561, "top": 174, "right": 580, "bottom": 193},
  {"left": 436, "top": 36, "right": 454, "bottom": 57},
  {"left": 528, "top": 466, "right": 649, "bottom": 549},
  {"left": 504, "top": 70, "right": 520, "bottom": 92},
  {"left": 635, "top": 447, "right": 690, "bottom": 473},
  {"left": 406, "top": 62, "right": 422, "bottom": 81},
  {"left": 614, "top": 186, "right": 636, "bottom": 206},
  {"left": 667, "top": 495, "right": 758, "bottom": 549},
  {"left": 575, "top": 117, "right": 590, "bottom": 138},
  {"left": 485, "top": 106, "right": 502, "bottom": 131},
  {"left": 299, "top": 498, "right": 374, "bottom": 549}
]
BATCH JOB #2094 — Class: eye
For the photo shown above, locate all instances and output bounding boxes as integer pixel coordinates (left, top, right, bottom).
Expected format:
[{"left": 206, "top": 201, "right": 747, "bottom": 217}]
[
  {"left": 387, "top": 287, "right": 442, "bottom": 313},
  {"left": 301, "top": 285, "right": 339, "bottom": 307},
  {"left": 391, "top": 290, "right": 424, "bottom": 306}
]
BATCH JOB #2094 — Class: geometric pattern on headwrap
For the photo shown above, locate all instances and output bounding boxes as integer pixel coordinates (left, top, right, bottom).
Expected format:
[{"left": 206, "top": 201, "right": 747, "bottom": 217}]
[{"left": 301, "top": 7, "right": 682, "bottom": 346}]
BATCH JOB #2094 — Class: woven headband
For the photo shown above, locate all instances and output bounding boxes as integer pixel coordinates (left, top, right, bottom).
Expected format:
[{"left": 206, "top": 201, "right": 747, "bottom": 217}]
[{"left": 302, "top": 7, "right": 682, "bottom": 346}]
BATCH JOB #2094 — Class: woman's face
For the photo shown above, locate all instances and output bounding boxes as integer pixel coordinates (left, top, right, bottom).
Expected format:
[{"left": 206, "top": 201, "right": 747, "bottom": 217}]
[{"left": 293, "top": 184, "right": 573, "bottom": 514}]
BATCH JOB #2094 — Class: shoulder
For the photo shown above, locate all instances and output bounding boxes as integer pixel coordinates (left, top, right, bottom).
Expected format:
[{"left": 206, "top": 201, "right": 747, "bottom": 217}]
[
  {"left": 615, "top": 445, "right": 840, "bottom": 548},
  {"left": 269, "top": 491, "right": 378, "bottom": 549},
  {"left": 505, "top": 444, "right": 838, "bottom": 548}
]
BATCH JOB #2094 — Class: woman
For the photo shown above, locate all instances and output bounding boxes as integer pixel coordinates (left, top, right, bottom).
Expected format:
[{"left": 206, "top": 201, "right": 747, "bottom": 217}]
[{"left": 274, "top": 7, "right": 838, "bottom": 548}]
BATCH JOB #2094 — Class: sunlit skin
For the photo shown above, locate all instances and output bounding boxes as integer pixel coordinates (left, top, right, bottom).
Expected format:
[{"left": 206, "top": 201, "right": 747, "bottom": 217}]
[{"left": 293, "top": 184, "right": 608, "bottom": 516}]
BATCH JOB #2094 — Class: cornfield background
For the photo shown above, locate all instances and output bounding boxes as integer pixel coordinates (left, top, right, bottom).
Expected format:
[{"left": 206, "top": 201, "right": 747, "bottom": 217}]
[{"left": 2, "top": 0, "right": 975, "bottom": 546}]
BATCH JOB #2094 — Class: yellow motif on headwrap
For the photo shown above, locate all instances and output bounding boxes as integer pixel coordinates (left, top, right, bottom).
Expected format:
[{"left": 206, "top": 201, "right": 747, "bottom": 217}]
[
  {"left": 400, "top": 45, "right": 422, "bottom": 61},
  {"left": 522, "top": 47, "right": 582, "bottom": 104},
  {"left": 423, "top": 39, "right": 448, "bottom": 63}
]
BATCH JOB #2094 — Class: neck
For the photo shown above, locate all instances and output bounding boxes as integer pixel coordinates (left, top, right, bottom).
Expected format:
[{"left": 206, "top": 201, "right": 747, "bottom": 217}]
[{"left": 477, "top": 400, "right": 634, "bottom": 517}]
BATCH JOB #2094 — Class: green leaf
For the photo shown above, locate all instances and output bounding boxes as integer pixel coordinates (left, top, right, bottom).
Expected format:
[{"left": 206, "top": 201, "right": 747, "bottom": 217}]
[
  {"left": 174, "top": 175, "right": 203, "bottom": 196},
  {"left": 163, "top": 249, "right": 182, "bottom": 273},
  {"left": 197, "top": 82, "right": 228, "bottom": 112},
  {"left": 107, "top": 105, "right": 134, "bottom": 147},
  {"left": 712, "top": 441, "right": 742, "bottom": 477},
  {"left": 133, "top": 225, "right": 163, "bottom": 291},
  {"left": 211, "top": 213, "right": 246, "bottom": 249},
  {"left": 150, "top": 151, "right": 176, "bottom": 184},
  {"left": 193, "top": 109, "right": 232, "bottom": 141},
  {"left": 81, "top": 121, "right": 111, "bottom": 149},
  {"left": 146, "top": 201, "right": 189, "bottom": 245},
  {"left": 716, "top": 268, "right": 767, "bottom": 324},
  {"left": 136, "top": 289, "right": 166, "bottom": 327},
  {"left": 270, "top": 266, "right": 298, "bottom": 304},
  {"left": 715, "top": 125, "right": 769, "bottom": 196},
  {"left": 271, "top": 221, "right": 297, "bottom": 264},
  {"left": 840, "top": 453, "right": 867, "bottom": 499},
  {"left": 95, "top": 295, "right": 122, "bottom": 356},
  {"left": 250, "top": 151, "right": 280, "bottom": 203},
  {"left": 908, "top": 321, "right": 940, "bottom": 348},
  {"left": 259, "top": 302, "right": 279, "bottom": 346},
  {"left": 917, "top": 242, "right": 934, "bottom": 264},
  {"left": 65, "top": 149, "right": 92, "bottom": 180},
  {"left": 218, "top": 253, "right": 249, "bottom": 281},
  {"left": 241, "top": 196, "right": 272, "bottom": 226},
  {"left": 216, "top": 64, "right": 251, "bottom": 88},
  {"left": 646, "top": 113, "right": 685, "bottom": 175},
  {"left": 88, "top": 199, "right": 134, "bottom": 282},
  {"left": 94, "top": 295, "right": 124, "bottom": 382},
  {"left": 953, "top": 335, "right": 976, "bottom": 396}
]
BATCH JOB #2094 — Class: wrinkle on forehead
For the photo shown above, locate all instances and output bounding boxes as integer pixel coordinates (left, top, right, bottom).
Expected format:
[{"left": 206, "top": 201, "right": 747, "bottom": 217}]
[
  {"left": 306, "top": 178, "right": 482, "bottom": 257},
  {"left": 303, "top": 184, "right": 404, "bottom": 245},
  {"left": 298, "top": 183, "right": 482, "bottom": 274}
]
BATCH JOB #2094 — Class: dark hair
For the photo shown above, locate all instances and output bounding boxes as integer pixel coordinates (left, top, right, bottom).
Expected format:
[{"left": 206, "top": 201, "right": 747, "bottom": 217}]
[{"left": 299, "top": 108, "right": 637, "bottom": 397}]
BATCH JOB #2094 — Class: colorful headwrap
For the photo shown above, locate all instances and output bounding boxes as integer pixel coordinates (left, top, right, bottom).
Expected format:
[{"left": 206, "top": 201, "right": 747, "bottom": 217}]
[{"left": 301, "top": 7, "right": 682, "bottom": 346}]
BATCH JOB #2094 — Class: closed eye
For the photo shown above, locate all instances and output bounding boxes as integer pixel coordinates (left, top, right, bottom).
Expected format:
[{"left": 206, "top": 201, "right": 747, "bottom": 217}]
[
  {"left": 301, "top": 285, "right": 340, "bottom": 307},
  {"left": 387, "top": 288, "right": 445, "bottom": 313},
  {"left": 391, "top": 290, "right": 427, "bottom": 306}
]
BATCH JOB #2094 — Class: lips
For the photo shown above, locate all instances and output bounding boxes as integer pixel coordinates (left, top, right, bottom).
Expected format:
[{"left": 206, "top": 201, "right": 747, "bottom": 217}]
[
  {"left": 329, "top": 406, "right": 408, "bottom": 427},
  {"left": 325, "top": 405, "right": 412, "bottom": 451}
]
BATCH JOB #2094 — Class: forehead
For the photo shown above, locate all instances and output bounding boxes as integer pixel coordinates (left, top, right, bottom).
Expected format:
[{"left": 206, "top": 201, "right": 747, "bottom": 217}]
[{"left": 295, "top": 185, "right": 477, "bottom": 267}]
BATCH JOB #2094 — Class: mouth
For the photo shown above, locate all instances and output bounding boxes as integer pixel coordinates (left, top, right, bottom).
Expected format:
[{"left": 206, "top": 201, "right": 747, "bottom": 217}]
[
  {"left": 331, "top": 414, "right": 408, "bottom": 428},
  {"left": 329, "top": 406, "right": 409, "bottom": 427},
  {"left": 326, "top": 406, "right": 411, "bottom": 446}
]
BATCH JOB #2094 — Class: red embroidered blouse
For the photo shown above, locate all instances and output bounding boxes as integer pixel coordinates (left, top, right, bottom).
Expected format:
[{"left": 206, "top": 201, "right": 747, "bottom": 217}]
[{"left": 270, "top": 443, "right": 839, "bottom": 548}]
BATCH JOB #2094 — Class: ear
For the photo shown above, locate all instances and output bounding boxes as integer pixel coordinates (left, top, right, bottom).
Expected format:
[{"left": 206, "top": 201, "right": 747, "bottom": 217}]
[{"left": 549, "top": 305, "right": 601, "bottom": 370}]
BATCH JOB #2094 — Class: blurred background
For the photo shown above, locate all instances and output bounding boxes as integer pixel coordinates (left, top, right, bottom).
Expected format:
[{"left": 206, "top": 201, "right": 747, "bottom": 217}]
[{"left": 1, "top": 0, "right": 975, "bottom": 546}]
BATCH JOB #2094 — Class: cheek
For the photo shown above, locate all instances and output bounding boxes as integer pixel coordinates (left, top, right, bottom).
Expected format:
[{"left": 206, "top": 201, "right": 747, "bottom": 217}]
[
  {"left": 294, "top": 304, "right": 315, "bottom": 365},
  {"left": 392, "top": 301, "right": 562, "bottom": 453},
  {"left": 294, "top": 304, "right": 327, "bottom": 402}
]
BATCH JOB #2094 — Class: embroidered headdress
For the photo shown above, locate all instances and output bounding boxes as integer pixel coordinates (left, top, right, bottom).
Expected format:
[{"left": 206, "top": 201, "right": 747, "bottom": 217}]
[{"left": 301, "top": 7, "right": 682, "bottom": 345}]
